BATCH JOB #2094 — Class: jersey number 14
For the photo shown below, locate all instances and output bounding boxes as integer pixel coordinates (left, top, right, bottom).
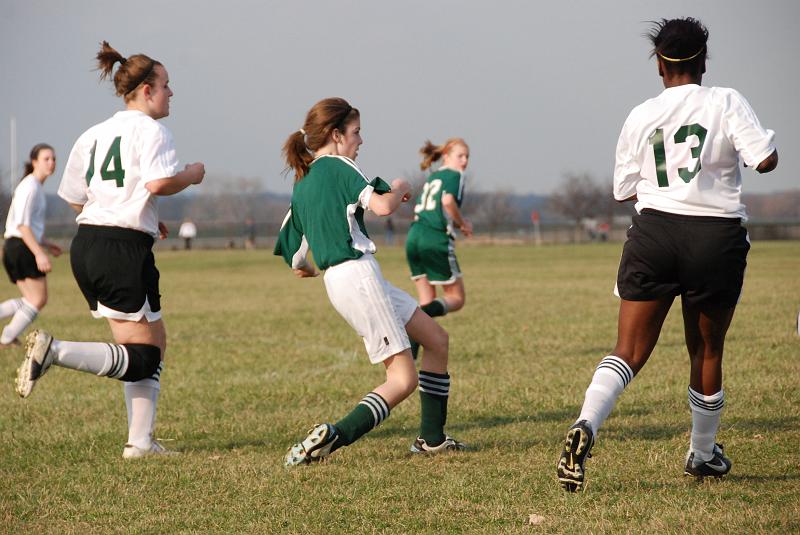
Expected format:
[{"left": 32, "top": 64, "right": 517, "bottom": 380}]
[
  {"left": 85, "top": 136, "right": 126, "bottom": 187},
  {"left": 648, "top": 123, "right": 707, "bottom": 187}
]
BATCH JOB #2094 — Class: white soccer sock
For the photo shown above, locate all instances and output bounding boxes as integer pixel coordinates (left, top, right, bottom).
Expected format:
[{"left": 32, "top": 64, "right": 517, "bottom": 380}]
[
  {"left": 124, "top": 363, "right": 162, "bottom": 449},
  {"left": 51, "top": 340, "right": 129, "bottom": 378},
  {"left": 688, "top": 387, "right": 724, "bottom": 462},
  {"left": 577, "top": 355, "right": 634, "bottom": 434},
  {"left": 0, "top": 297, "right": 23, "bottom": 319},
  {"left": 0, "top": 299, "right": 38, "bottom": 344}
]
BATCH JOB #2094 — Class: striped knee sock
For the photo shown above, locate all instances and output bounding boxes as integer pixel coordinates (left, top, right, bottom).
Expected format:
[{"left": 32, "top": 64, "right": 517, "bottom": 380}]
[
  {"left": 52, "top": 340, "right": 130, "bottom": 378},
  {"left": 1, "top": 299, "right": 38, "bottom": 344},
  {"left": 419, "top": 370, "right": 450, "bottom": 446},
  {"left": 333, "top": 392, "right": 390, "bottom": 450},
  {"left": 0, "top": 298, "right": 23, "bottom": 319},
  {"left": 577, "top": 355, "right": 634, "bottom": 434},
  {"left": 688, "top": 387, "right": 724, "bottom": 462}
]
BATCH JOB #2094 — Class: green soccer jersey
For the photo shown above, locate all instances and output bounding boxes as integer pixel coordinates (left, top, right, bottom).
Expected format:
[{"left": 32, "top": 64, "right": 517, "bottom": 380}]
[
  {"left": 274, "top": 155, "right": 390, "bottom": 271},
  {"left": 411, "top": 167, "right": 464, "bottom": 234}
]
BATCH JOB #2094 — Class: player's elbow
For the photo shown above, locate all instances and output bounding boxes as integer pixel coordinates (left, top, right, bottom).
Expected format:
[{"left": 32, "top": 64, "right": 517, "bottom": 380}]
[{"left": 756, "top": 150, "right": 778, "bottom": 174}]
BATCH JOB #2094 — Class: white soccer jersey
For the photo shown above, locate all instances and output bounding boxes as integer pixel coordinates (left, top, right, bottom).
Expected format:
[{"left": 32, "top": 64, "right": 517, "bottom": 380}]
[
  {"left": 59, "top": 110, "right": 180, "bottom": 237},
  {"left": 4, "top": 175, "right": 46, "bottom": 242},
  {"left": 614, "top": 84, "right": 775, "bottom": 220}
]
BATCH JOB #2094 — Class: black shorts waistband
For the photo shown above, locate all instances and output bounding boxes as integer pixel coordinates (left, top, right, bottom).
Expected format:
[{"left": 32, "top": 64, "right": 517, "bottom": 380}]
[
  {"left": 76, "top": 224, "right": 155, "bottom": 246},
  {"left": 640, "top": 209, "right": 741, "bottom": 225}
]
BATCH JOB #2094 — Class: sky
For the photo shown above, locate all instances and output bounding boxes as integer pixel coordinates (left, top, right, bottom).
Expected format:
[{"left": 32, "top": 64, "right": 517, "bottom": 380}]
[{"left": 1, "top": 0, "right": 797, "bottom": 197}]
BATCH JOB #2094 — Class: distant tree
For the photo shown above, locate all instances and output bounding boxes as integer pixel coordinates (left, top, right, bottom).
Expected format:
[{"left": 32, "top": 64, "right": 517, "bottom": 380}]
[
  {"left": 549, "top": 173, "right": 609, "bottom": 241},
  {"left": 472, "top": 190, "right": 515, "bottom": 240}
]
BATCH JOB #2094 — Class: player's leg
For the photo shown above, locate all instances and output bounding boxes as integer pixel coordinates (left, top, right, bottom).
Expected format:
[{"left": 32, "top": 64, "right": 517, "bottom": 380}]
[
  {"left": 413, "top": 276, "right": 437, "bottom": 307},
  {"left": 682, "top": 303, "right": 735, "bottom": 478},
  {"left": 2, "top": 277, "right": 46, "bottom": 345},
  {"left": 106, "top": 317, "right": 170, "bottom": 457},
  {"left": 557, "top": 296, "right": 673, "bottom": 491},
  {"left": 406, "top": 308, "right": 465, "bottom": 453},
  {"left": 441, "top": 277, "right": 466, "bottom": 313}
]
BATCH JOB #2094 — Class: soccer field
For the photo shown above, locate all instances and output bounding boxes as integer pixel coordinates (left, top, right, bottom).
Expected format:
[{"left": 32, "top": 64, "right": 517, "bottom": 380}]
[{"left": 2, "top": 241, "right": 798, "bottom": 534}]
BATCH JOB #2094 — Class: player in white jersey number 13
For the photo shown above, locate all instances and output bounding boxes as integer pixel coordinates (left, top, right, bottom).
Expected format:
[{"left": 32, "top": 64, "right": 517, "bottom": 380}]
[
  {"left": 14, "top": 41, "right": 205, "bottom": 459},
  {"left": 557, "top": 17, "right": 778, "bottom": 492}
]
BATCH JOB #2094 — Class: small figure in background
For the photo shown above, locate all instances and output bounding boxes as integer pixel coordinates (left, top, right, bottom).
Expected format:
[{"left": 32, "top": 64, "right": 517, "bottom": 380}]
[{"left": 178, "top": 218, "right": 197, "bottom": 250}]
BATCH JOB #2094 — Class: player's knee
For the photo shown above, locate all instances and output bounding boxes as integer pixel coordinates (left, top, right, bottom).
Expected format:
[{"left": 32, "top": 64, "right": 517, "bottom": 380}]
[{"left": 119, "top": 343, "right": 162, "bottom": 382}]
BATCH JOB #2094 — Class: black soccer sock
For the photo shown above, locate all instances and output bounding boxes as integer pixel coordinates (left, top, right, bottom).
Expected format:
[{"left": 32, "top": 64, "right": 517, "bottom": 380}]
[
  {"left": 421, "top": 298, "right": 448, "bottom": 318},
  {"left": 418, "top": 370, "right": 450, "bottom": 446}
]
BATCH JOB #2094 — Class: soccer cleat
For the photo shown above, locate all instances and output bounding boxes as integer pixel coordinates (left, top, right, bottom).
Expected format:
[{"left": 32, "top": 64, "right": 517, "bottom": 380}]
[
  {"left": 122, "top": 440, "right": 179, "bottom": 459},
  {"left": 684, "top": 443, "right": 731, "bottom": 479},
  {"left": 557, "top": 420, "right": 595, "bottom": 492},
  {"left": 284, "top": 423, "right": 340, "bottom": 467},
  {"left": 410, "top": 435, "right": 467, "bottom": 454},
  {"left": 15, "top": 330, "right": 55, "bottom": 398}
]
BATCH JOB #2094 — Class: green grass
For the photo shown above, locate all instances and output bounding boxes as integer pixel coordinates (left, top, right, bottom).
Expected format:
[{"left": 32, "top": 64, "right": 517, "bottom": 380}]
[{"left": 2, "top": 241, "right": 798, "bottom": 534}]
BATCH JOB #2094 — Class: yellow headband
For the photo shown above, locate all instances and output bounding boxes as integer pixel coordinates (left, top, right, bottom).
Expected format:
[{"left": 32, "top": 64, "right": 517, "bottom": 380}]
[{"left": 658, "top": 47, "right": 705, "bottom": 63}]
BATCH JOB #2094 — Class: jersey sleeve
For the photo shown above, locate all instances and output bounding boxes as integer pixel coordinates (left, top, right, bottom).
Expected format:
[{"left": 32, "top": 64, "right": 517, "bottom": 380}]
[
  {"left": 273, "top": 207, "right": 312, "bottom": 270},
  {"left": 340, "top": 163, "right": 375, "bottom": 209},
  {"left": 613, "top": 112, "right": 641, "bottom": 201},
  {"left": 722, "top": 89, "right": 776, "bottom": 168},
  {"left": 139, "top": 123, "right": 180, "bottom": 183},
  {"left": 10, "top": 180, "right": 36, "bottom": 229},
  {"left": 58, "top": 136, "right": 90, "bottom": 206},
  {"left": 441, "top": 170, "right": 464, "bottom": 204}
]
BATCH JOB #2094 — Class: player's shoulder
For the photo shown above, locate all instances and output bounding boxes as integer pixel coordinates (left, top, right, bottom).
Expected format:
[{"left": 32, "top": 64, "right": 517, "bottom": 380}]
[{"left": 432, "top": 167, "right": 461, "bottom": 182}]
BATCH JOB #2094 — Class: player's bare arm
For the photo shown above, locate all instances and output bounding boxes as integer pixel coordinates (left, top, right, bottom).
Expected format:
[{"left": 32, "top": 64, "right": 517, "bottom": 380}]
[
  {"left": 145, "top": 162, "right": 205, "bottom": 196},
  {"left": 442, "top": 193, "right": 472, "bottom": 237},
  {"left": 756, "top": 150, "right": 778, "bottom": 173},
  {"left": 369, "top": 179, "right": 411, "bottom": 216}
]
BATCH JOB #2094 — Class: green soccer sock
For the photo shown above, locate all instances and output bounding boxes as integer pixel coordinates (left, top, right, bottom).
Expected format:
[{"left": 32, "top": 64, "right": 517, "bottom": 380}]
[
  {"left": 333, "top": 392, "right": 390, "bottom": 451},
  {"left": 421, "top": 298, "right": 448, "bottom": 318},
  {"left": 418, "top": 370, "right": 450, "bottom": 446}
]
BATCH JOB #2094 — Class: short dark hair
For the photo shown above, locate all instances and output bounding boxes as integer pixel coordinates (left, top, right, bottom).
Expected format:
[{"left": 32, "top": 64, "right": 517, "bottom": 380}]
[{"left": 647, "top": 17, "right": 709, "bottom": 75}]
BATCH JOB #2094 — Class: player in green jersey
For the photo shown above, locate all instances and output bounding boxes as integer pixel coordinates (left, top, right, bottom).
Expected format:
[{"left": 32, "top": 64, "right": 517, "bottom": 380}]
[
  {"left": 276, "top": 98, "right": 466, "bottom": 466},
  {"left": 405, "top": 139, "right": 472, "bottom": 357}
]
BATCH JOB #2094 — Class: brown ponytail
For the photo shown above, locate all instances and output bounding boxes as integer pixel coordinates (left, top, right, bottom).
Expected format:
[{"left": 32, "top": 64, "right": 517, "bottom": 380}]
[
  {"left": 282, "top": 97, "right": 360, "bottom": 181},
  {"left": 420, "top": 138, "right": 469, "bottom": 170},
  {"left": 21, "top": 143, "right": 54, "bottom": 181},
  {"left": 96, "top": 41, "right": 161, "bottom": 102}
]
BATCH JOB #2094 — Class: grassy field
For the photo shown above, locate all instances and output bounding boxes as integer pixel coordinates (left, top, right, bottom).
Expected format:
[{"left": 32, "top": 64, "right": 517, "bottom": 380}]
[{"left": 1, "top": 241, "right": 798, "bottom": 534}]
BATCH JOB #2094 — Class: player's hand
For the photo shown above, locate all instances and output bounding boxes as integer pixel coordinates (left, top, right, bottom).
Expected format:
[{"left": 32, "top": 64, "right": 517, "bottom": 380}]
[
  {"left": 158, "top": 221, "right": 169, "bottom": 240},
  {"left": 35, "top": 253, "right": 52, "bottom": 273},
  {"left": 460, "top": 219, "right": 473, "bottom": 237},
  {"left": 46, "top": 243, "right": 63, "bottom": 257},
  {"left": 391, "top": 179, "right": 411, "bottom": 202},
  {"left": 293, "top": 266, "right": 319, "bottom": 278},
  {"left": 186, "top": 162, "right": 205, "bottom": 184}
]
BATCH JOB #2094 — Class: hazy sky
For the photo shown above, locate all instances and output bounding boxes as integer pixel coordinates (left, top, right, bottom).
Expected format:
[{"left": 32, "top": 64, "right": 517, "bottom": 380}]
[{"left": 1, "top": 0, "right": 797, "bottom": 197}]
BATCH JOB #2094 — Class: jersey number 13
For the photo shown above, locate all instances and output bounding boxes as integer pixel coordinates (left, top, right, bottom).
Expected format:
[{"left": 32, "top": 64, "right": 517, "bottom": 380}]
[{"left": 648, "top": 123, "right": 707, "bottom": 187}]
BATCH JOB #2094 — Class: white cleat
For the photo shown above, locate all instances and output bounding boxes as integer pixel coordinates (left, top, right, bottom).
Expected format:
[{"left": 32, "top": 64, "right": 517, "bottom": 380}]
[
  {"left": 122, "top": 440, "right": 179, "bottom": 459},
  {"left": 15, "top": 330, "right": 55, "bottom": 398},
  {"left": 410, "top": 435, "right": 467, "bottom": 454}
]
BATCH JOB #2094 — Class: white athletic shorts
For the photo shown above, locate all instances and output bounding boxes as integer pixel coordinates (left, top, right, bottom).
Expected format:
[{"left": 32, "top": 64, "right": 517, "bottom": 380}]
[{"left": 324, "top": 254, "right": 417, "bottom": 364}]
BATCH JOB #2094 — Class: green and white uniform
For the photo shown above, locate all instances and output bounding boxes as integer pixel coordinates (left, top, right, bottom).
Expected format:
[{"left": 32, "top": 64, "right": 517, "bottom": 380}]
[
  {"left": 275, "top": 155, "right": 418, "bottom": 363},
  {"left": 405, "top": 167, "right": 464, "bottom": 284}
]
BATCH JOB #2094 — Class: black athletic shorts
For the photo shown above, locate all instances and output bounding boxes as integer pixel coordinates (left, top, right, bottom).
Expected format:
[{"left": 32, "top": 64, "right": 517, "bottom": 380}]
[
  {"left": 70, "top": 225, "right": 161, "bottom": 317},
  {"left": 617, "top": 209, "right": 750, "bottom": 308},
  {"left": 3, "top": 237, "right": 46, "bottom": 283}
]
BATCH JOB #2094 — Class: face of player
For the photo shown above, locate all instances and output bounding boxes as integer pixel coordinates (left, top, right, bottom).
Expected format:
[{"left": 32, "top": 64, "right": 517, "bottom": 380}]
[
  {"left": 336, "top": 118, "right": 363, "bottom": 160},
  {"left": 32, "top": 149, "right": 56, "bottom": 180},
  {"left": 147, "top": 65, "right": 173, "bottom": 120},
  {"left": 443, "top": 144, "right": 469, "bottom": 172}
]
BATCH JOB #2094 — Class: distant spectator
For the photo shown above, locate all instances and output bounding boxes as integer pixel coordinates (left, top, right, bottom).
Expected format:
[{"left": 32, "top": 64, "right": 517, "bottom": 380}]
[
  {"left": 385, "top": 217, "right": 395, "bottom": 245},
  {"left": 178, "top": 218, "right": 197, "bottom": 250},
  {"left": 244, "top": 217, "right": 256, "bottom": 250}
]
